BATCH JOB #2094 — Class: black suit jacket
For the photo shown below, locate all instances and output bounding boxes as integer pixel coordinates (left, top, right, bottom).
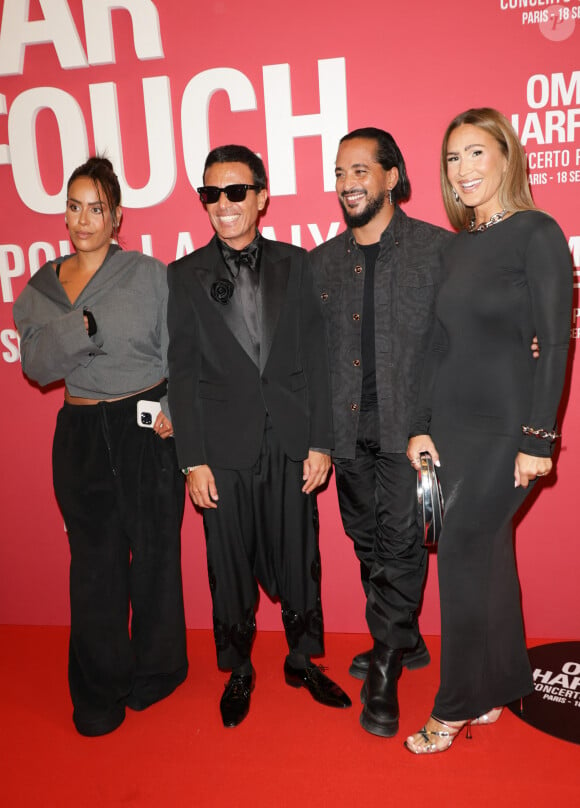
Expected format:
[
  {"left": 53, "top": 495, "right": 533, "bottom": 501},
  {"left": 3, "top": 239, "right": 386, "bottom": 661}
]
[{"left": 167, "top": 235, "right": 334, "bottom": 470}]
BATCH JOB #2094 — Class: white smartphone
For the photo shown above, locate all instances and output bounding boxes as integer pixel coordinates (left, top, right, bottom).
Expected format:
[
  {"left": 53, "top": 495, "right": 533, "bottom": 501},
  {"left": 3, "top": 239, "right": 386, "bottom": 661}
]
[{"left": 137, "top": 399, "right": 162, "bottom": 428}]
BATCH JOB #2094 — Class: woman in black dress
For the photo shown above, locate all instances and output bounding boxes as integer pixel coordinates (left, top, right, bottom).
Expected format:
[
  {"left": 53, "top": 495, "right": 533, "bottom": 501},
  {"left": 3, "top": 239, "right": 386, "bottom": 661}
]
[{"left": 405, "top": 108, "right": 572, "bottom": 754}]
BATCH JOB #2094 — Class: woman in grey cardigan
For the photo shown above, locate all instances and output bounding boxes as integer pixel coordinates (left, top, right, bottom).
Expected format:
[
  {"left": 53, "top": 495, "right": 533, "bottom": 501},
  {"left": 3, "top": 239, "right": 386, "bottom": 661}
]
[{"left": 14, "top": 157, "right": 188, "bottom": 737}]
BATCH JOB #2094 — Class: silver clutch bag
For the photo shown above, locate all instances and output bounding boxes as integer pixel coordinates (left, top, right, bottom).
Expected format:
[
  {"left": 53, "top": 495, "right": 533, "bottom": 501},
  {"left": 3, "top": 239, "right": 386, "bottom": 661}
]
[{"left": 416, "top": 451, "right": 444, "bottom": 548}]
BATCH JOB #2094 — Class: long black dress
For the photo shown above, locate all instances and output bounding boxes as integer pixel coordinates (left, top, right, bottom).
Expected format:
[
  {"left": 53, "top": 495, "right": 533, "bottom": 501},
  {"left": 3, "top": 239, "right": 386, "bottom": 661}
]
[{"left": 411, "top": 210, "right": 572, "bottom": 720}]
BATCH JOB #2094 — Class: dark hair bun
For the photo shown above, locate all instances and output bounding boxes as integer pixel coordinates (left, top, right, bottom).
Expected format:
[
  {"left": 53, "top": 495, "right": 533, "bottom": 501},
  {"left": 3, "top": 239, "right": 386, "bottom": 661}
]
[{"left": 85, "top": 156, "right": 115, "bottom": 172}]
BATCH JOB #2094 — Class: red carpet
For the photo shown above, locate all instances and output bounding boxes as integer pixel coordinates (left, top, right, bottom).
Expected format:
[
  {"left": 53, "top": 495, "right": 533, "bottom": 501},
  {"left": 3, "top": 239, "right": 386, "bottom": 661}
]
[{"left": 1, "top": 627, "right": 578, "bottom": 807}]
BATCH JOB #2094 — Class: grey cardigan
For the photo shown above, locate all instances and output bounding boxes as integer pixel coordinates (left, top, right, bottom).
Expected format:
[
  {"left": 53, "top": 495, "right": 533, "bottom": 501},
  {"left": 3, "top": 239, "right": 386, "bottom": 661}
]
[{"left": 14, "top": 246, "right": 171, "bottom": 414}]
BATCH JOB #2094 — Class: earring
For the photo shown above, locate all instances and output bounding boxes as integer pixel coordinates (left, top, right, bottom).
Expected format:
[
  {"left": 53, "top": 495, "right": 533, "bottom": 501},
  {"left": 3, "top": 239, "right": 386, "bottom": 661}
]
[
  {"left": 452, "top": 188, "right": 460, "bottom": 202},
  {"left": 388, "top": 189, "right": 393, "bottom": 205}
]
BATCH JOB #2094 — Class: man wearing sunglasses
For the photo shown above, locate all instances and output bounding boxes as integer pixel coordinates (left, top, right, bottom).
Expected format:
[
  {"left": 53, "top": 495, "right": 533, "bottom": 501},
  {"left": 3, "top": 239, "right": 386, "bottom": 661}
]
[
  {"left": 167, "top": 144, "right": 351, "bottom": 728},
  {"left": 310, "top": 128, "right": 453, "bottom": 739}
]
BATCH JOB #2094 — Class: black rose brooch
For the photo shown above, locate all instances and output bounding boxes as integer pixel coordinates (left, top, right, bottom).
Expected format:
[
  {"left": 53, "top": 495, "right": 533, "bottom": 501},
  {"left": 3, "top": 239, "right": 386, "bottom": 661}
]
[{"left": 210, "top": 278, "right": 234, "bottom": 305}]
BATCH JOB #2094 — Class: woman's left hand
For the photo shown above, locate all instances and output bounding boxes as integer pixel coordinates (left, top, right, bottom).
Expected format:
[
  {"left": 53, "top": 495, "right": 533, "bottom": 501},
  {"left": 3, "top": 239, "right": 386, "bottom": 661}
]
[
  {"left": 514, "top": 452, "right": 552, "bottom": 488},
  {"left": 153, "top": 411, "right": 174, "bottom": 439},
  {"left": 407, "top": 434, "right": 440, "bottom": 468}
]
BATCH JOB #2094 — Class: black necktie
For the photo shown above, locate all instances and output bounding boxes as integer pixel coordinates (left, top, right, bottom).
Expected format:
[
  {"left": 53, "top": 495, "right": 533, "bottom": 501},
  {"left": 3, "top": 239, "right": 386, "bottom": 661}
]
[
  {"left": 220, "top": 239, "right": 261, "bottom": 355},
  {"left": 220, "top": 239, "right": 260, "bottom": 277},
  {"left": 234, "top": 243, "right": 260, "bottom": 274},
  {"left": 235, "top": 255, "right": 260, "bottom": 349}
]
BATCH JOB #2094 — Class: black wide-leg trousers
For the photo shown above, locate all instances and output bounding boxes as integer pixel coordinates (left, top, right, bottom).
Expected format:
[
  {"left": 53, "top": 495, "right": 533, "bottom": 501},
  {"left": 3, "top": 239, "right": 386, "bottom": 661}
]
[
  {"left": 52, "top": 385, "right": 188, "bottom": 735},
  {"left": 202, "top": 419, "right": 324, "bottom": 671},
  {"left": 333, "top": 408, "right": 427, "bottom": 649}
]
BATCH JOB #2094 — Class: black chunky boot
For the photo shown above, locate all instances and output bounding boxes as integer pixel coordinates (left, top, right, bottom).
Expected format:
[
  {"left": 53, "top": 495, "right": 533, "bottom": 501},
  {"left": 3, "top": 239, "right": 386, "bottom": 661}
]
[{"left": 359, "top": 641, "right": 403, "bottom": 738}]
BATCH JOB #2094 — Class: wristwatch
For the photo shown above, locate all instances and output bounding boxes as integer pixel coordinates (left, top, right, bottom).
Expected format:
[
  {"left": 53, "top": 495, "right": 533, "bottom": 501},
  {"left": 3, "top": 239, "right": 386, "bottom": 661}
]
[{"left": 181, "top": 466, "right": 197, "bottom": 476}]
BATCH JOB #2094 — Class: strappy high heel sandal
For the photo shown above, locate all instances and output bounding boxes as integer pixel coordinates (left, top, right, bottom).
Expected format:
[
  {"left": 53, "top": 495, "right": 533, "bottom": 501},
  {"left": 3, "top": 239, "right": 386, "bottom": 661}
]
[
  {"left": 470, "top": 706, "right": 503, "bottom": 726},
  {"left": 404, "top": 714, "right": 472, "bottom": 755}
]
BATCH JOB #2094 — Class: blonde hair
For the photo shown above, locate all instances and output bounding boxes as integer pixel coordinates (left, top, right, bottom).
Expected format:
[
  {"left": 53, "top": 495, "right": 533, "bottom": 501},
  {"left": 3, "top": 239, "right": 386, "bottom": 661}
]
[{"left": 440, "top": 108, "right": 535, "bottom": 231}]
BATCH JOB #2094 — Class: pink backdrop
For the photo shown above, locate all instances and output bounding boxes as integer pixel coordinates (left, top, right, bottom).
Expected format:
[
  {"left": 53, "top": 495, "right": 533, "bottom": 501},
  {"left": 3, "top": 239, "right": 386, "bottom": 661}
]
[{"left": 1, "top": 0, "right": 579, "bottom": 639}]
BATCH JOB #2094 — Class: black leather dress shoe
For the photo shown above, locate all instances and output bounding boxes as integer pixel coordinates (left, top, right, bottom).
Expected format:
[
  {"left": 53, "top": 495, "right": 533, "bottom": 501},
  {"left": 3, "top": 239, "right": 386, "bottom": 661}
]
[
  {"left": 220, "top": 670, "right": 255, "bottom": 728},
  {"left": 349, "top": 635, "right": 430, "bottom": 679},
  {"left": 284, "top": 660, "right": 352, "bottom": 708},
  {"left": 359, "top": 642, "right": 402, "bottom": 738}
]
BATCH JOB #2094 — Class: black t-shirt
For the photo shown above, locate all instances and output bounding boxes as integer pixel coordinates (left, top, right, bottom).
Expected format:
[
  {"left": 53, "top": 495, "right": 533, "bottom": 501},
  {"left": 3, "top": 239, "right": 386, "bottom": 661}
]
[{"left": 359, "top": 241, "right": 380, "bottom": 410}]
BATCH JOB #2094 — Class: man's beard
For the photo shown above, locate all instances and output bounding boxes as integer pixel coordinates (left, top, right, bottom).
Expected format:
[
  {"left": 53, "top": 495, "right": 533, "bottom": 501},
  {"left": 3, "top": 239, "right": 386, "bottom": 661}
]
[{"left": 339, "top": 189, "right": 387, "bottom": 228}]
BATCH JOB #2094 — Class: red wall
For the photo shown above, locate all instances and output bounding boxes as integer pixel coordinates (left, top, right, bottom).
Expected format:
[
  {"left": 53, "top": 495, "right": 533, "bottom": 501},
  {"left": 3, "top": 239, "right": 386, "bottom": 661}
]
[{"left": 1, "top": 0, "right": 579, "bottom": 638}]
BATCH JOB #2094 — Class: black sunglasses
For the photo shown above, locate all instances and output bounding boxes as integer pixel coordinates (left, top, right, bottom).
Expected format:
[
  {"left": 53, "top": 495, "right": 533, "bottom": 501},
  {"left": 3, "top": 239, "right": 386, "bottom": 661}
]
[{"left": 197, "top": 184, "right": 261, "bottom": 204}]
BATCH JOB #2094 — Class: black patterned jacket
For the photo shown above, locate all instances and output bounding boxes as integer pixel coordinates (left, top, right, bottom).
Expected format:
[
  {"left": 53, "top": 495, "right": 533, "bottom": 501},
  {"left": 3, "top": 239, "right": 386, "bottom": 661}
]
[{"left": 310, "top": 207, "right": 452, "bottom": 458}]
